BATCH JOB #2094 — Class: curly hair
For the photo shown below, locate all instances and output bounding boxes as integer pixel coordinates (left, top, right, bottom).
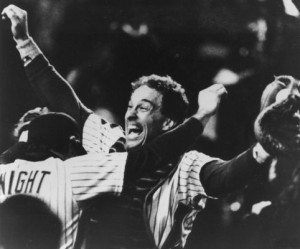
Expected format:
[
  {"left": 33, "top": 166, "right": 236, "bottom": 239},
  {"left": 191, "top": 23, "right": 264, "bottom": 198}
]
[{"left": 131, "top": 74, "right": 189, "bottom": 124}]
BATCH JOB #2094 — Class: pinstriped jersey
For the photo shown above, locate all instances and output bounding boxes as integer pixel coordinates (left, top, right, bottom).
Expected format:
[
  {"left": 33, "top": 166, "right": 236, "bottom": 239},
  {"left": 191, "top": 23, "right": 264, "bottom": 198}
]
[
  {"left": 145, "top": 151, "right": 217, "bottom": 249},
  {"left": 0, "top": 152, "right": 127, "bottom": 249},
  {"left": 80, "top": 115, "right": 218, "bottom": 249},
  {"left": 82, "top": 113, "right": 125, "bottom": 153}
]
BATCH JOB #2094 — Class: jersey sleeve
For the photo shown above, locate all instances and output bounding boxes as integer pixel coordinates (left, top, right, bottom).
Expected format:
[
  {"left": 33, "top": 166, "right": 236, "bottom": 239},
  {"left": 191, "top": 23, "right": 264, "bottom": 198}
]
[
  {"left": 200, "top": 146, "right": 265, "bottom": 197},
  {"left": 145, "top": 151, "right": 217, "bottom": 249},
  {"left": 65, "top": 152, "right": 128, "bottom": 202},
  {"left": 82, "top": 113, "right": 125, "bottom": 153},
  {"left": 20, "top": 38, "right": 126, "bottom": 154},
  {"left": 19, "top": 38, "right": 91, "bottom": 128},
  {"left": 177, "top": 151, "right": 218, "bottom": 206}
]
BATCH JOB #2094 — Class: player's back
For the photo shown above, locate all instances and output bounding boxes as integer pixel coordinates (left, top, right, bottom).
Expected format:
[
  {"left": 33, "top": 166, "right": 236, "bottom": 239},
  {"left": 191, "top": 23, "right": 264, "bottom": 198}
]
[{"left": 0, "top": 157, "right": 80, "bottom": 249}]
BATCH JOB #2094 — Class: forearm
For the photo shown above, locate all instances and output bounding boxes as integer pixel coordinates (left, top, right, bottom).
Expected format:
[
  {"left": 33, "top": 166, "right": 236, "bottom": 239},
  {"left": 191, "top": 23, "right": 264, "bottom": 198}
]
[
  {"left": 69, "top": 118, "right": 204, "bottom": 197},
  {"left": 144, "top": 117, "right": 203, "bottom": 159},
  {"left": 16, "top": 38, "right": 90, "bottom": 127},
  {"left": 201, "top": 145, "right": 270, "bottom": 197}
]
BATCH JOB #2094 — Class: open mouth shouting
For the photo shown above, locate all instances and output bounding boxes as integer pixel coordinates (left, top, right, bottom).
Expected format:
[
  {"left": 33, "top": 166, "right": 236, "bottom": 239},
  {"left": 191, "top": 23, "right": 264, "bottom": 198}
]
[
  {"left": 125, "top": 123, "right": 147, "bottom": 150},
  {"left": 126, "top": 124, "right": 143, "bottom": 139}
]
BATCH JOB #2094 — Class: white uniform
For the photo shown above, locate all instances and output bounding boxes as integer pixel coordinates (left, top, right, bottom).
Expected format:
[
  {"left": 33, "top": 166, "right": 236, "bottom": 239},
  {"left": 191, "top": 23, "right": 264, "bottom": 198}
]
[
  {"left": 15, "top": 39, "right": 218, "bottom": 248},
  {"left": 82, "top": 113, "right": 124, "bottom": 154},
  {"left": 77, "top": 113, "right": 218, "bottom": 249},
  {"left": 145, "top": 151, "right": 216, "bottom": 249},
  {"left": 0, "top": 152, "right": 127, "bottom": 249}
]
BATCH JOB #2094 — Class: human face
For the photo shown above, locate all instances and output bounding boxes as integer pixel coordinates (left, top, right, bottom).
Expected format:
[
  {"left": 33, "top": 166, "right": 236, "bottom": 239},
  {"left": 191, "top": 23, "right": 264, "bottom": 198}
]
[{"left": 125, "top": 85, "right": 167, "bottom": 151}]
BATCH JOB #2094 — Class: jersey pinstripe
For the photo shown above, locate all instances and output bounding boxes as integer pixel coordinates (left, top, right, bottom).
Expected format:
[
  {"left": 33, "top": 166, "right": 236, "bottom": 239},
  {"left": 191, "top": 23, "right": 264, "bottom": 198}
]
[
  {"left": 0, "top": 152, "right": 127, "bottom": 249},
  {"left": 82, "top": 113, "right": 125, "bottom": 153},
  {"left": 66, "top": 153, "right": 127, "bottom": 201},
  {"left": 145, "top": 151, "right": 217, "bottom": 249},
  {"left": 80, "top": 115, "right": 218, "bottom": 249}
]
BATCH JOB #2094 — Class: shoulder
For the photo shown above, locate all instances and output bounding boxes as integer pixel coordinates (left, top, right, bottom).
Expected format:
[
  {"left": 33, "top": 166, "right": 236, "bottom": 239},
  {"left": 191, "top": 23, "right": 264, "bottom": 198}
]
[
  {"left": 82, "top": 113, "right": 125, "bottom": 153},
  {"left": 1, "top": 157, "right": 63, "bottom": 169},
  {"left": 65, "top": 152, "right": 128, "bottom": 167},
  {"left": 180, "top": 150, "right": 218, "bottom": 167},
  {"left": 84, "top": 113, "right": 123, "bottom": 133}
]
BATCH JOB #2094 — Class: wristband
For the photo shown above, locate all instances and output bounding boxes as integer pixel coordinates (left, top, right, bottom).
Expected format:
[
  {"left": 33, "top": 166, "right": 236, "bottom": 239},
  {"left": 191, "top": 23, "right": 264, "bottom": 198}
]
[{"left": 16, "top": 37, "right": 41, "bottom": 66}]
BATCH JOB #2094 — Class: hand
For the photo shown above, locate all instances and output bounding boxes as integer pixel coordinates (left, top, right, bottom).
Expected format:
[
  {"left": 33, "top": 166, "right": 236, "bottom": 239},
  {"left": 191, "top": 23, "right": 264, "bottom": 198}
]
[
  {"left": 2, "top": 5, "right": 29, "bottom": 43},
  {"left": 252, "top": 143, "right": 271, "bottom": 164},
  {"left": 193, "top": 84, "right": 227, "bottom": 123},
  {"left": 13, "top": 107, "right": 50, "bottom": 138}
]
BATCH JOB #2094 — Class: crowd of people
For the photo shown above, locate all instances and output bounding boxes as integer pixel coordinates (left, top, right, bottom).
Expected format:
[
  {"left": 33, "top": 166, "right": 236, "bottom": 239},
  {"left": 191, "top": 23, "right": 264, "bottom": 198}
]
[{"left": 0, "top": 3, "right": 300, "bottom": 249}]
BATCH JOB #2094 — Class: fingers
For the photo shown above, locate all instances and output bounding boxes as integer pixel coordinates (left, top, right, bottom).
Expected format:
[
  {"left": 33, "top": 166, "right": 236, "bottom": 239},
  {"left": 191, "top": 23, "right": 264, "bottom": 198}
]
[
  {"left": 196, "top": 84, "right": 227, "bottom": 119},
  {"left": 201, "top": 83, "right": 227, "bottom": 96},
  {"left": 1, "top": 4, "right": 27, "bottom": 30},
  {"left": 198, "top": 84, "right": 227, "bottom": 104},
  {"left": 210, "top": 83, "right": 228, "bottom": 98},
  {"left": 200, "top": 84, "right": 227, "bottom": 103},
  {"left": 1, "top": 4, "right": 29, "bottom": 42},
  {"left": 2, "top": 5, "right": 23, "bottom": 21}
]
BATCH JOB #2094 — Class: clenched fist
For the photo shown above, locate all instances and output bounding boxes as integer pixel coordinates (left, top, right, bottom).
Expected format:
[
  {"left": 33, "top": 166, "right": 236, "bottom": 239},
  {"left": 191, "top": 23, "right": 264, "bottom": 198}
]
[
  {"left": 196, "top": 84, "right": 227, "bottom": 115},
  {"left": 192, "top": 84, "right": 227, "bottom": 126},
  {"left": 2, "top": 5, "right": 30, "bottom": 42}
]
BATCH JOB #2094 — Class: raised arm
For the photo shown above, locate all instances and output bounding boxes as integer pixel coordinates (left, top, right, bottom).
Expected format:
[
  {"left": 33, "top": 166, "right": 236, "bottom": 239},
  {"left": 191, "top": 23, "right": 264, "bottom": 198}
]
[
  {"left": 200, "top": 75, "right": 300, "bottom": 197},
  {"left": 200, "top": 143, "right": 271, "bottom": 197},
  {"left": 125, "top": 84, "right": 227, "bottom": 180},
  {"left": 68, "top": 84, "right": 228, "bottom": 199},
  {"left": 2, "top": 5, "right": 90, "bottom": 127}
]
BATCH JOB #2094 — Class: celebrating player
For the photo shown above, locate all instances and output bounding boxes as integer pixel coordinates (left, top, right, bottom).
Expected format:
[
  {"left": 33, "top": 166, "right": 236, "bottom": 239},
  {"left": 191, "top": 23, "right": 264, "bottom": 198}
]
[
  {"left": 0, "top": 101, "right": 222, "bottom": 249},
  {"left": 1, "top": 5, "right": 292, "bottom": 249}
]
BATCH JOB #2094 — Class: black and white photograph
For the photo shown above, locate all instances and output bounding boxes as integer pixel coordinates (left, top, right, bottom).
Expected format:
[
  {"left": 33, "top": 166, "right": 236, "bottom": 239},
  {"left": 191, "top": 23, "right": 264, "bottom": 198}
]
[{"left": 0, "top": 1, "right": 300, "bottom": 249}]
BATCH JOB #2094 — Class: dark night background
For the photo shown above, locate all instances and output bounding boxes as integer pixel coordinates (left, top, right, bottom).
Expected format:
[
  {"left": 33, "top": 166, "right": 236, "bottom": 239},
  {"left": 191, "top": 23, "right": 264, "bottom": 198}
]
[{"left": 1, "top": 0, "right": 300, "bottom": 248}]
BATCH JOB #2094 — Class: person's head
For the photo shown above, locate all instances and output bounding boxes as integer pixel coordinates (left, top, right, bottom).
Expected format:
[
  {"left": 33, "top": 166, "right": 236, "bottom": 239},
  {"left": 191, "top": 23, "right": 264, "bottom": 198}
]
[
  {"left": 1, "top": 111, "right": 85, "bottom": 163},
  {"left": 255, "top": 75, "right": 300, "bottom": 156},
  {"left": 124, "top": 74, "right": 189, "bottom": 150},
  {"left": 26, "top": 112, "right": 85, "bottom": 159},
  {"left": 0, "top": 195, "right": 62, "bottom": 249}
]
